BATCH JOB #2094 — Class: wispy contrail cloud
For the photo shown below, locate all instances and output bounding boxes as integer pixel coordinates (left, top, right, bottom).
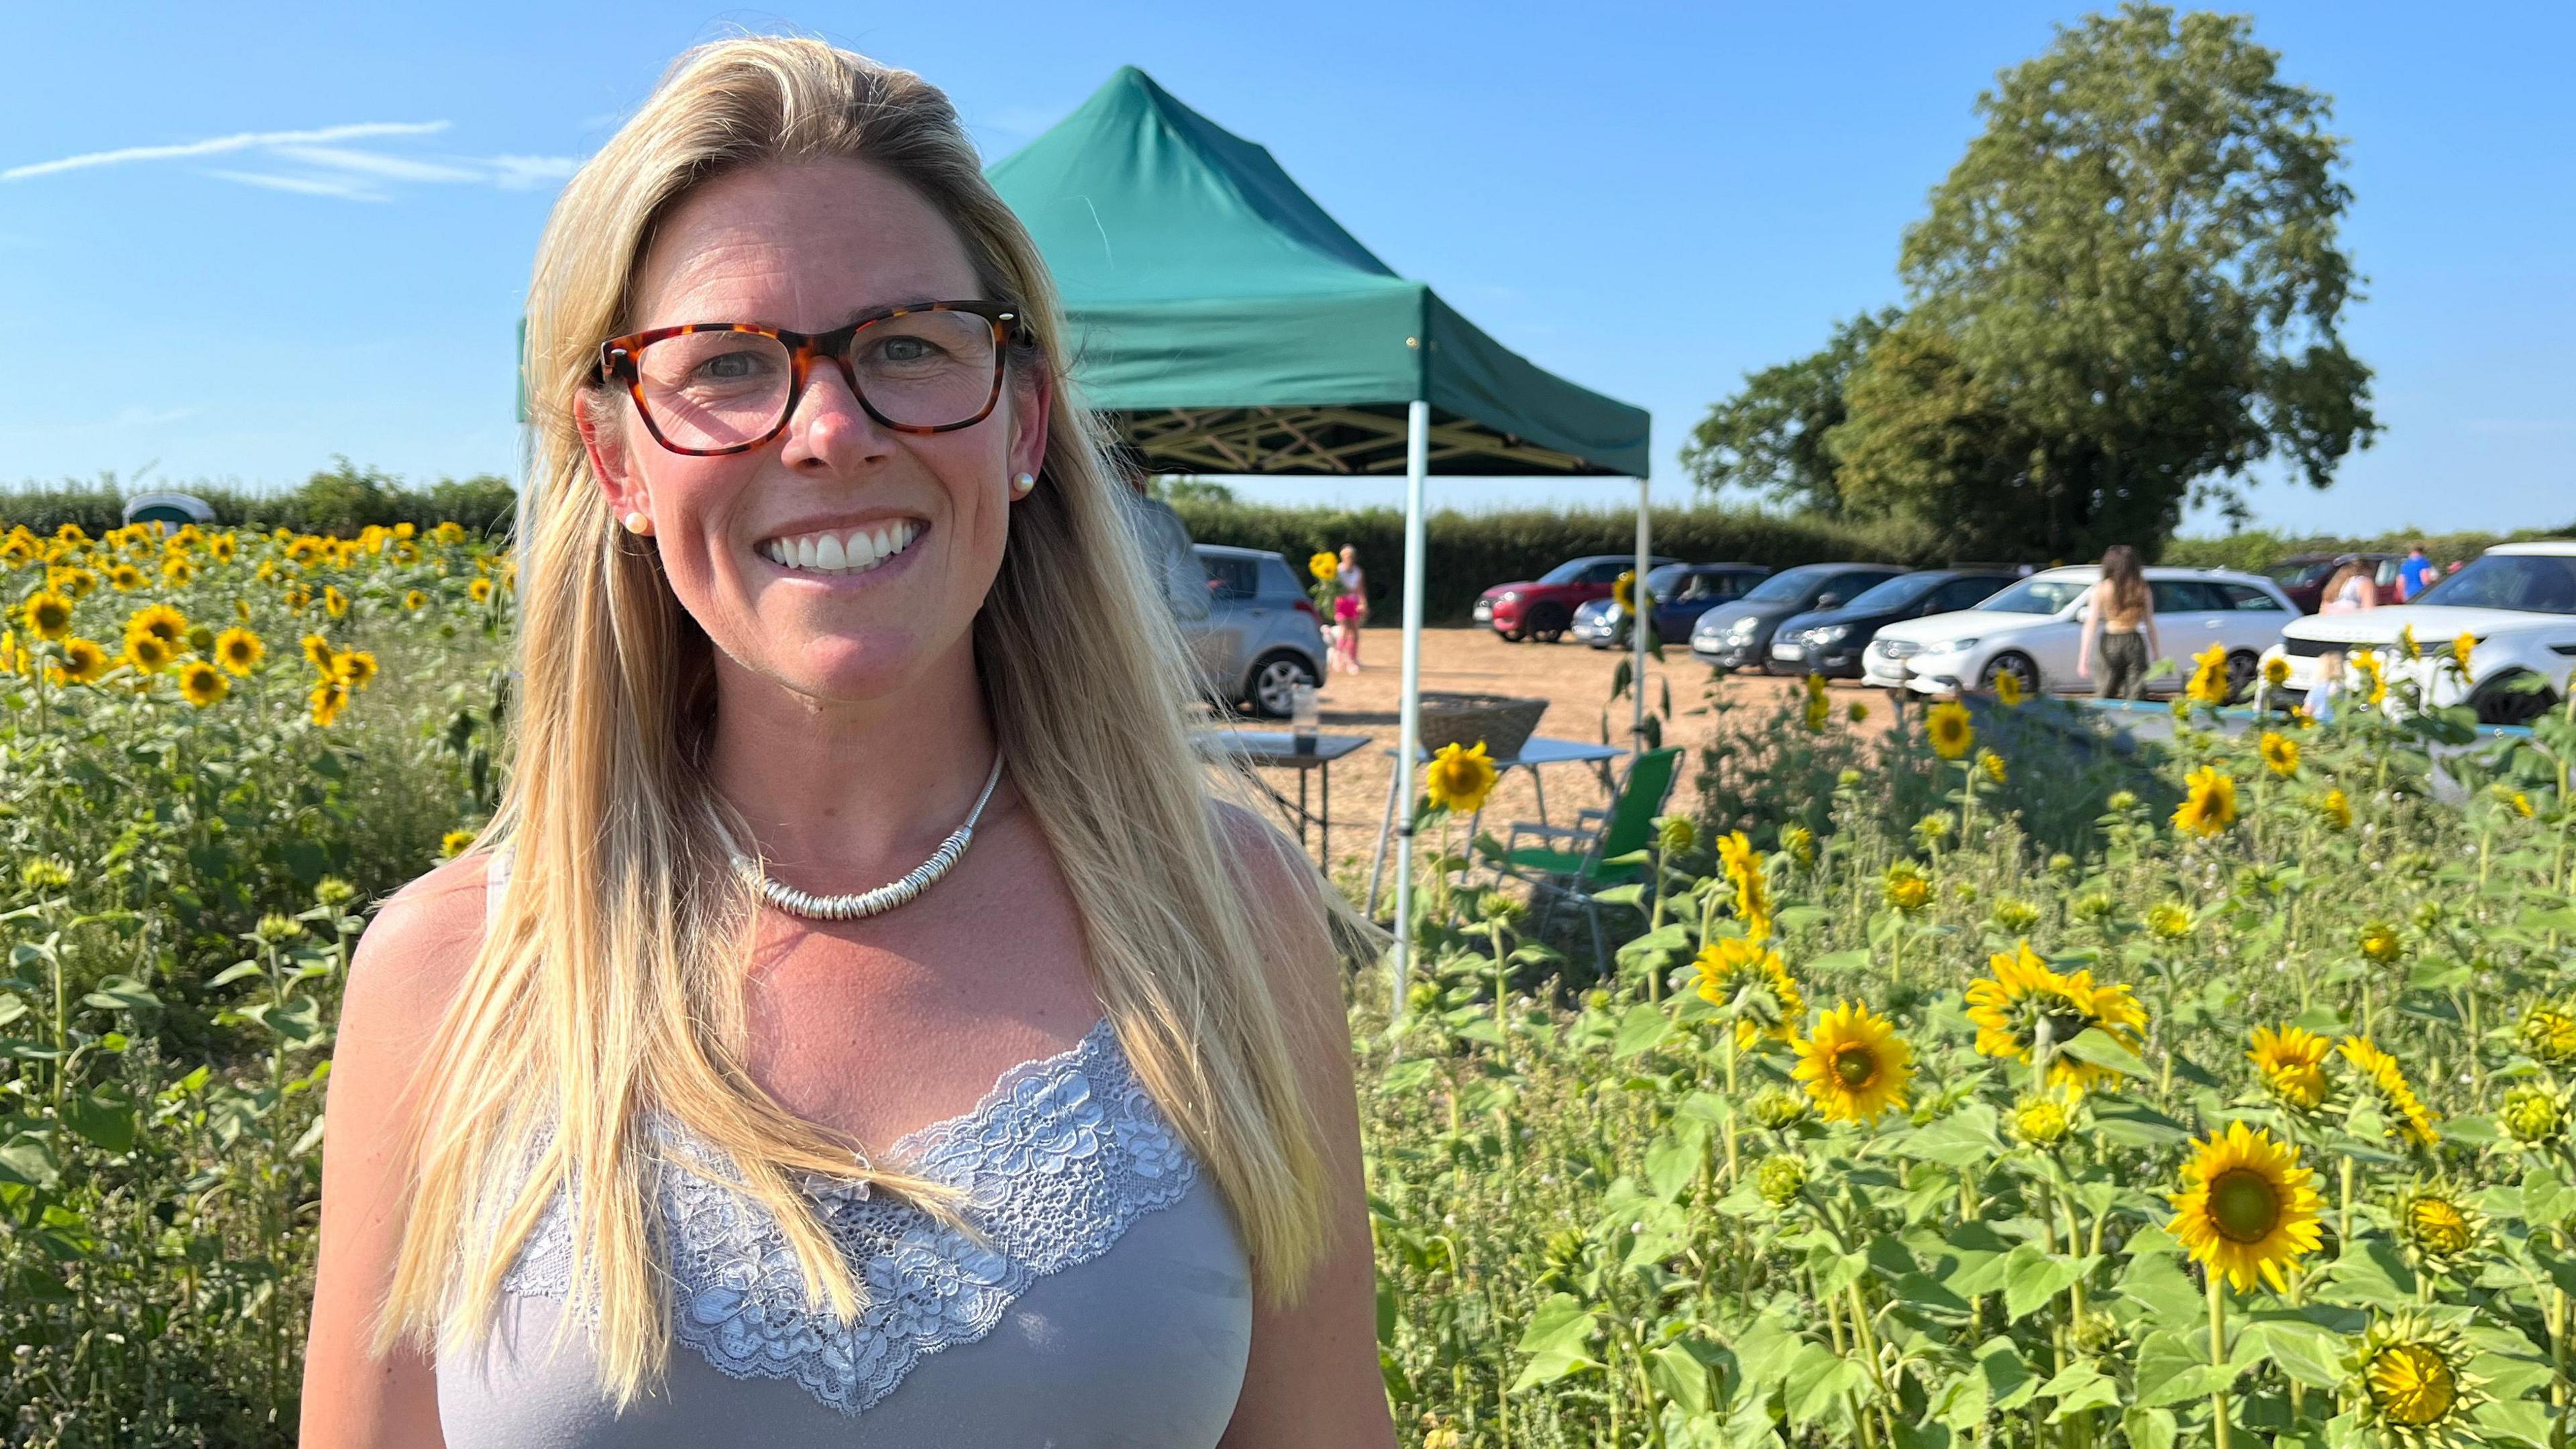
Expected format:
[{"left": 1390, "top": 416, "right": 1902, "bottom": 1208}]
[
  {"left": 3, "top": 121, "right": 449, "bottom": 182},
  {"left": 204, "top": 169, "right": 392, "bottom": 201}
]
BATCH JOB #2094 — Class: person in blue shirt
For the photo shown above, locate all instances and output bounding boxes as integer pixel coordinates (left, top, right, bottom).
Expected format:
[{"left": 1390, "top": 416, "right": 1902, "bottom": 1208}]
[{"left": 2398, "top": 545, "right": 2438, "bottom": 602}]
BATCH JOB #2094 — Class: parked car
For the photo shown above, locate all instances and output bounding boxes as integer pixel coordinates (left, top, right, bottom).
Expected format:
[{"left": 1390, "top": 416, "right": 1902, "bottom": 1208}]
[
  {"left": 1123, "top": 495, "right": 1328, "bottom": 719},
  {"left": 1767, "top": 568, "right": 2023, "bottom": 678},
  {"left": 1474, "top": 553, "right": 1679, "bottom": 643},
  {"left": 1575, "top": 563, "right": 1772, "bottom": 648},
  {"left": 2263, "top": 539, "right": 2576, "bottom": 726},
  {"left": 1690, "top": 562, "right": 1909, "bottom": 672},
  {"left": 1868, "top": 566, "right": 2296, "bottom": 698},
  {"left": 2263, "top": 551, "right": 2402, "bottom": 614}
]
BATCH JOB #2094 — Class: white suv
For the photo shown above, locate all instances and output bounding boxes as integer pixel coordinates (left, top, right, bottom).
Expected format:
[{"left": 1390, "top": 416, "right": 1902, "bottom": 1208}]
[
  {"left": 2263, "top": 540, "right": 2576, "bottom": 727},
  {"left": 1867, "top": 565, "right": 2298, "bottom": 698}
]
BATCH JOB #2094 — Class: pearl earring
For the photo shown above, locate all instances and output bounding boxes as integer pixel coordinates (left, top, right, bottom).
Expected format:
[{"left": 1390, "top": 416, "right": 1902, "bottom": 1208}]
[
  {"left": 1010, "top": 472, "right": 1036, "bottom": 496},
  {"left": 623, "top": 511, "right": 653, "bottom": 536}
]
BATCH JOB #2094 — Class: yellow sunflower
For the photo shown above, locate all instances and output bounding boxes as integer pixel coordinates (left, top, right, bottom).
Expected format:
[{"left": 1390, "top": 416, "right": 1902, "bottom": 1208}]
[
  {"left": 2145, "top": 902, "right": 2195, "bottom": 939},
  {"left": 309, "top": 677, "right": 351, "bottom": 727},
  {"left": 21, "top": 590, "right": 74, "bottom": 640},
  {"left": 2398, "top": 624, "right": 2421, "bottom": 661},
  {"left": 1925, "top": 700, "right": 1974, "bottom": 759},
  {"left": 2341, "top": 1036, "right": 2440, "bottom": 1149},
  {"left": 301, "top": 633, "right": 336, "bottom": 673},
  {"left": 2344, "top": 1315, "right": 2486, "bottom": 1449},
  {"left": 2351, "top": 649, "right": 2387, "bottom": 706},
  {"left": 2249, "top": 1024, "right": 2333, "bottom": 1111},
  {"left": 52, "top": 567, "right": 97, "bottom": 599},
  {"left": 176, "top": 660, "right": 229, "bottom": 707},
  {"left": 2167, "top": 1120, "right": 2323, "bottom": 1292},
  {"left": 2359, "top": 921, "right": 2404, "bottom": 965},
  {"left": 1882, "top": 861, "right": 1931, "bottom": 914},
  {"left": 433, "top": 521, "right": 466, "bottom": 545},
  {"left": 402, "top": 588, "right": 428, "bottom": 610},
  {"left": 331, "top": 649, "right": 380, "bottom": 691},
  {"left": 2172, "top": 765, "right": 2238, "bottom": 837},
  {"left": 2259, "top": 731, "right": 2300, "bottom": 777},
  {"left": 2187, "top": 643, "right": 2233, "bottom": 706},
  {"left": 214, "top": 627, "right": 264, "bottom": 676},
  {"left": 1801, "top": 672, "right": 1829, "bottom": 733},
  {"left": 1993, "top": 669, "right": 2025, "bottom": 708},
  {"left": 2451, "top": 633, "right": 2475, "bottom": 677},
  {"left": 2391, "top": 1180, "right": 2481, "bottom": 1271},
  {"left": 1693, "top": 936, "right": 1804, "bottom": 1050},
  {"left": 323, "top": 584, "right": 350, "bottom": 619},
  {"left": 48, "top": 637, "right": 107, "bottom": 686},
  {"left": 440, "top": 828, "right": 478, "bottom": 859},
  {"left": 207, "top": 533, "right": 237, "bottom": 562},
  {"left": 1977, "top": 749, "right": 2007, "bottom": 785},
  {"left": 2320, "top": 788, "right": 2354, "bottom": 830},
  {"left": 1716, "top": 831, "right": 1774, "bottom": 941},
  {"left": 123, "top": 634, "right": 173, "bottom": 674},
  {"left": 125, "top": 604, "right": 188, "bottom": 650},
  {"left": 469, "top": 576, "right": 495, "bottom": 604},
  {"left": 2518, "top": 1002, "right": 2576, "bottom": 1065},
  {"left": 1964, "top": 941, "right": 2149, "bottom": 1091},
  {"left": 1423, "top": 741, "right": 1497, "bottom": 814},
  {"left": 1792, "top": 1001, "right": 1913, "bottom": 1124},
  {"left": 162, "top": 556, "right": 196, "bottom": 585},
  {"left": 2263, "top": 655, "right": 2292, "bottom": 689}
]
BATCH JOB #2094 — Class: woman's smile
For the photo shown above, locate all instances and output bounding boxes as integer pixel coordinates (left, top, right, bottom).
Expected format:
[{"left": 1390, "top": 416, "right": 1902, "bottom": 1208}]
[{"left": 751, "top": 516, "right": 930, "bottom": 588}]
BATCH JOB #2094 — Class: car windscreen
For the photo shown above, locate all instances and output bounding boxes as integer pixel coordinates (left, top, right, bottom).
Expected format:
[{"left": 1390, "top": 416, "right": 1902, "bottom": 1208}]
[
  {"left": 1536, "top": 559, "right": 1599, "bottom": 585},
  {"left": 1741, "top": 564, "right": 1838, "bottom": 604},
  {"left": 2265, "top": 560, "right": 2334, "bottom": 588},
  {"left": 1841, "top": 573, "right": 1944, "bottom": 613},
  {"left": 1980, "top": 575, "right": 2091, "bottom": 614},
  {"left": 1644, "top": 564, "right": 1690, "bottom": 595},
  {"left": 2408, "top": 554, "right": 2576, "bottom": 614}
]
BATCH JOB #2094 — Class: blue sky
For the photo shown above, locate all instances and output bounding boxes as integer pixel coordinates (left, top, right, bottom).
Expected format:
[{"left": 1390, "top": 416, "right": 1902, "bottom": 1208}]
[{"left": 5, "top": 2, "right": 2569, "bottom": 537}]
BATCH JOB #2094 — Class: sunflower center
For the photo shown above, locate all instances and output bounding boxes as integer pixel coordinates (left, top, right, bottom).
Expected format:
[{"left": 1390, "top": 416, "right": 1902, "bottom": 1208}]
[
  {"left": 2369, "top": 1343, "right": 2457, "bottom": 1426},
  {"left": 2207, "top": 1167, "right": 2282, "bottom": 1243},
  {"left": 1833, "top": 1044, "right": 1879, "bottom": 1089}
]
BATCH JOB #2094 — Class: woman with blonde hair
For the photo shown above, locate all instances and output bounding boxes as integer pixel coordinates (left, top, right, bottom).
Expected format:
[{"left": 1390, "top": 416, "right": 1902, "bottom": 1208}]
[{"left": 301, "top": 34, "right": 1391, "bottom": 1446}]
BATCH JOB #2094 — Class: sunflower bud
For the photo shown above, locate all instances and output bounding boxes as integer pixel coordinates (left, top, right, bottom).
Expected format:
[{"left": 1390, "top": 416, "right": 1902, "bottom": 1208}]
[
  {"left": 2010, "top": 1095, "right": 2072, "bottom": 1146},
  {"left": 1755, "top": 1155, "right": 1806, "bottom": 1208},
  {"left": 2522, "top": 1004, "right": 2576, "bottom": 1066},
  {"left": 254, "top": 913, "right": 305, "bottom": 945},
  {"left": 1656, "top": 816, "right": 1697, "bottom": 855},
  {"left": 19, "top": 857, "right": 73, "bottom": 893},
  {"left": 2500, "top": 1085, "right": 2565, "bottom": 1145},
  {"left": 2106, "top": 790, "right": 2140, "bottom": 813},
  {"left": 1748, "top": 1088, "right": 1809, "bottom": 1130}
]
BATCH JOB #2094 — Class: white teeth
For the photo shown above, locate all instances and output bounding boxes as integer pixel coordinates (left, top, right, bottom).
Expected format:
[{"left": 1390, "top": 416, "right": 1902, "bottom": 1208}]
[{"left": 759, "top": 521, "right": 921, "bottom": 576}]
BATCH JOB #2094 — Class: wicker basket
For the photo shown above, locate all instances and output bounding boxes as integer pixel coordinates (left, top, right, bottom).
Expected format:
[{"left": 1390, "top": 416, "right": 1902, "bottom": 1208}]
[{"left": 1415, "top": 692, "right": 1548, "bottom": 760}]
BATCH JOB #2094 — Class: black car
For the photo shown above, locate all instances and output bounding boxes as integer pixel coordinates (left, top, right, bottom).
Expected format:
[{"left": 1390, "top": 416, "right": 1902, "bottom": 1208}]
[
  {"left": 1766, "top": 568, "right": 2023, "bottom": 678},
  {"left": 1689, "top": 562, "right": 1909, "bottom": 672}
]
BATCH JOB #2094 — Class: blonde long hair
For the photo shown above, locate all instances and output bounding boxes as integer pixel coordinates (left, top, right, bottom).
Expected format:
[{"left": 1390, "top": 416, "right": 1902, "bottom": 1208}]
[{"left": 378, "top": 33, "right": 1372, "bottom": 1404}]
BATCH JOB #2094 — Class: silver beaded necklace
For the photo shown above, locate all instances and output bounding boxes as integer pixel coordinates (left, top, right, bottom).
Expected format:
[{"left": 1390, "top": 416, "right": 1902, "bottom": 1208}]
[{"left": 729, "top": 753, "right": 1006, "bottom": 921}]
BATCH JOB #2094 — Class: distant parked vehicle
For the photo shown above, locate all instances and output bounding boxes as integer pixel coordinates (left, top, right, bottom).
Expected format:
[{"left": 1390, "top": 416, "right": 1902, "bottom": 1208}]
[
  {"left": 1474, "top": 554, "right": 1680, "bottom": 643},
  {"left": 2265, "top": 539, "right": 2576, "bottom": 727},
  {"left": 1868, "top": 566, "right": 2296, "bottom": 698},
  {"left": 1122, "top": 495, "right": 1328, "bottom": 719},
  {"left": 2263, "top": 552, "right": 2402, "bottom": 614},
  {"left": 1575, "top": 563, "right": 1772, "bottom": 649},
  {"left": 1766, "top": 568, "right": 2023, "bottom": 678},
  {"left": 1690, "top": 563, "right": 1909, "bottom": 672}
]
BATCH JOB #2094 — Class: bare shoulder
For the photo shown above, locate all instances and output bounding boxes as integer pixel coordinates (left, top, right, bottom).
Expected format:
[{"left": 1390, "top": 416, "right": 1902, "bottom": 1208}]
[
  {"left": 342, "top": 849, "right": 498, "bottom": 1051},
  {"left": 1208, "top": 801, "right": 1350, "bottom": 1051}
]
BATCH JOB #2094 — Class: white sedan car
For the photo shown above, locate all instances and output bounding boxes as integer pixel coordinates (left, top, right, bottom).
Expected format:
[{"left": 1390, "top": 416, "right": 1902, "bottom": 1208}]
[
  {"left": 2263, "top": 540, "right": 2576, "bottom": 727},
  {"left": 1866, "top": 565, "right": 2298, "bottom": 698}
]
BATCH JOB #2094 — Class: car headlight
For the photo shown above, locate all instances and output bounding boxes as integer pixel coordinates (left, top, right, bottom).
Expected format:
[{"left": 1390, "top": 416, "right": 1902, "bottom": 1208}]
[
  {"left": 1925, "top": 637, "right": 1979, "bottom": 655},
  {"left": 1727, "top": 617, "right": 1759, "bottom": 641},
  {"left": 1810, "top": 625, "right": 1851, "bottom": 646},
  {"left": 1498, "top": 590, "right": 1523, "bottom": 603}
]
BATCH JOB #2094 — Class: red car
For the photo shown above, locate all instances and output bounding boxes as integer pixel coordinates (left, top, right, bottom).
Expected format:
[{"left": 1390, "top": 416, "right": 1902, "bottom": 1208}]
[{"left": 1472, "top": 553, "right": 1680, "bottom": 642}]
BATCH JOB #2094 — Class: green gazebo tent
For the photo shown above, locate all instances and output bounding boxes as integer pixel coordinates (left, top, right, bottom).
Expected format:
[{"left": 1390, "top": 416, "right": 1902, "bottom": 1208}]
[{"left": 989, "top": 68, "right": 1653, "bottom": 1009}]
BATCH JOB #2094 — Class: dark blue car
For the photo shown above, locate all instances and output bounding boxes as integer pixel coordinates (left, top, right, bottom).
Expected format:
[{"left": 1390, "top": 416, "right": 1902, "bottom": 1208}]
[{"left": 1575, "top": 563, "right": 1772, "bottom": 648}]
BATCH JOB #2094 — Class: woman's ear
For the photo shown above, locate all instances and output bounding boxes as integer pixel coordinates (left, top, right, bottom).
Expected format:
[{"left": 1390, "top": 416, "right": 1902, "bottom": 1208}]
[
  {"left": 1006, "top": 361, "right": 1053, "bottom": 490},
  {"left": 574, "top": 388, "right": 646, "bottom": 521}
]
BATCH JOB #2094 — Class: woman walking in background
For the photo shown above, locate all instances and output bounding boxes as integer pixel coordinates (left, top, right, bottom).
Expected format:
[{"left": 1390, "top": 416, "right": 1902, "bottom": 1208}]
[
  {"left": 2319, "top": 558, "right": 2379, "bottom": 613},
  {"left": 2076, "top": 544, "right": 2157, "bottom": 700},
  {"left": 1329, "top": 544, "right": 1367, "bottom": 674}
]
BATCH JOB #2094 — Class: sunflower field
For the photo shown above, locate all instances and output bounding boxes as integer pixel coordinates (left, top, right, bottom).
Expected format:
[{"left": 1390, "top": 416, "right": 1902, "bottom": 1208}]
[
  {"left": 0, "top": 518, "right": 511, "bottom": 1445},
  {"left": 1363, "top": 657, "right": 2576, "bottom": 1449}
]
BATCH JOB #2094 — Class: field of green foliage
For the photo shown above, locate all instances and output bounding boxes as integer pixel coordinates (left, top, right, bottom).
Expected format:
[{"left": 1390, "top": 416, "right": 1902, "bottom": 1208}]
[{"left": 5, "top": 512, "right": 2576, "bottom": 1449}]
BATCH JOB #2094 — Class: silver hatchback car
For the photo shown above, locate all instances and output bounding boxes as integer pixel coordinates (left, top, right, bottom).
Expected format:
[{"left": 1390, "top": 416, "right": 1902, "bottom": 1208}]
[{"left": 1126, "top": 496, "right": 1330, "bottom": 718}]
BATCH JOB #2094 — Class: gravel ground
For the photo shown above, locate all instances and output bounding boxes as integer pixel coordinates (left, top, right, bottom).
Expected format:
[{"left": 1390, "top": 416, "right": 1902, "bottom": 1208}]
[{"left": 1196, "top": 626, "right": 1895, "bottom": 903}]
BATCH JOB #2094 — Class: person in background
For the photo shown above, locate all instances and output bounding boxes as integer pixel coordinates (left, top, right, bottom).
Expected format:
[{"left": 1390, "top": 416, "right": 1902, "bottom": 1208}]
[
  {"left": 1329, "top": 544, "right": 1366, "bottom": 674},
  {"left": 2320, "top": 559, "right": 2378, "bottom": 613},
  {"left": 2305, "top": 648, "right": 2345, "bottom": 724},
  {"left": 2397, "top": 544, "right": 2438, "bottom": 602},
  {"left": 2076, "top": 544, "right": 2157, "bottom": 700}
]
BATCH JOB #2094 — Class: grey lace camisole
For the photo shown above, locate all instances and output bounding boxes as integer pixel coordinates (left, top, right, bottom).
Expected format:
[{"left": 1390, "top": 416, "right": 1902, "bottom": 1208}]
[{"left": 435, "top": 850, "right": 1253, "bottom": 1446}]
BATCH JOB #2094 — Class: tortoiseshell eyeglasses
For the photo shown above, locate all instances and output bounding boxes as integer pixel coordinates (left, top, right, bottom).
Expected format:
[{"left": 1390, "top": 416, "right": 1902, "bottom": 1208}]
[{"left": 593, "top": 299, "right": 1028, "bottom": 456}]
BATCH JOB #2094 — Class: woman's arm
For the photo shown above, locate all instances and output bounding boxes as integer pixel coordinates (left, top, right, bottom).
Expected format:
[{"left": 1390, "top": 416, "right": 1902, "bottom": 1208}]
[
  {"left": 300, "top": 857, "right": 487, "bottom": 1448},
  {"left": 2076, "top": 582, "right": 2100, "bottom": 677},
  {"left": 1214, "top": 809, "right": 1397, "bottom": 1449}
]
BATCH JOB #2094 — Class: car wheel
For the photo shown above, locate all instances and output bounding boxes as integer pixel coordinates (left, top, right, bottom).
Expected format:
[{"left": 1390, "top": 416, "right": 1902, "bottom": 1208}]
[
  {"left": 2472, "top": 672, "right": 2560, "bottom": 728},
  {"left": 1499, "top": 626, "right": 1528, "bottom": 643},
  {"left": 2224, "top": 650, "right": 2261, "bottom": 702},
  {"left": 1244, "top": 651, "right": 1320, "bottom": 719},
  {"left": 1529, "top": 605, "right": 1572, "bottom": 644},
  {"left": 1980, "top": 652, "right": 2039, "bottom": 695}
]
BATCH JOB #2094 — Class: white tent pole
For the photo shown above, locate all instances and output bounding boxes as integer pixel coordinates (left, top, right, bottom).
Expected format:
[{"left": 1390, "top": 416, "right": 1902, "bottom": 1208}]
[
  {"left": 1388, "top": 398, "right": 1432, "bottom": 1028},
  {"left": 1632, "top": 477, "right": 1650, "bottom": 743}
]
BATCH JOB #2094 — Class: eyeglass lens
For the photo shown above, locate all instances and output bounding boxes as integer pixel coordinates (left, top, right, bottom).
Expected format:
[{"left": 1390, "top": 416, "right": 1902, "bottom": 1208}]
[{"left": 629, "top": 311, "right": 1000, "bottom": 448}]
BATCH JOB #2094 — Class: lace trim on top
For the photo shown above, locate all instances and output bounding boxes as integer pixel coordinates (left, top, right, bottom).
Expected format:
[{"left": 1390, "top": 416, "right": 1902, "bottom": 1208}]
[{"left": 498, "top": 1016, "right": 1202, "bottom": 1414}]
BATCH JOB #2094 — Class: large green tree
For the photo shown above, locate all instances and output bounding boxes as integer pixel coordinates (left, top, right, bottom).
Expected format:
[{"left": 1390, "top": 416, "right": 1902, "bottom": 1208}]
[
  {"left": 1857, "top": 3, "right": 2376, "bottom": 557},
  {"left": 1678, "top": 310, "right": 1896, "bottom": 517}
]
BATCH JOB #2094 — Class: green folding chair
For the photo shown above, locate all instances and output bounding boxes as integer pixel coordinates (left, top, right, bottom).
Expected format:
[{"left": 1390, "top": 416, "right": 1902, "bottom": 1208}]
[{"left": 1491, "top": 746, "right": 1682, "bottom": 967}]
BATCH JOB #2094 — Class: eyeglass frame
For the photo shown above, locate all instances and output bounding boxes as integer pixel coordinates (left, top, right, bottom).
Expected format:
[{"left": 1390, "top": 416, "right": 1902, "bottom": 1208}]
[{"left": 592, "top": 299, "right": 1032, "bottom": 457}]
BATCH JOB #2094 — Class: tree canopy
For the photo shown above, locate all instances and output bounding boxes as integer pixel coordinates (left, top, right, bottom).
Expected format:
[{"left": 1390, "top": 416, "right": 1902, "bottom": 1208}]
[
  {"left": 1690, "top": 3, "right": 2376, "bottom": 560},
  {"left": 1678, "top": 311, "right": 1894, "bottom": 518}
]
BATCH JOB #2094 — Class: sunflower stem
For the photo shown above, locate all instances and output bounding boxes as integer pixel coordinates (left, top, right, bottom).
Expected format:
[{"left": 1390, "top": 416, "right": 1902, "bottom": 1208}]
[{"left": 2207, "top": 1271, "right": 2232, "bottom": 1449}]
